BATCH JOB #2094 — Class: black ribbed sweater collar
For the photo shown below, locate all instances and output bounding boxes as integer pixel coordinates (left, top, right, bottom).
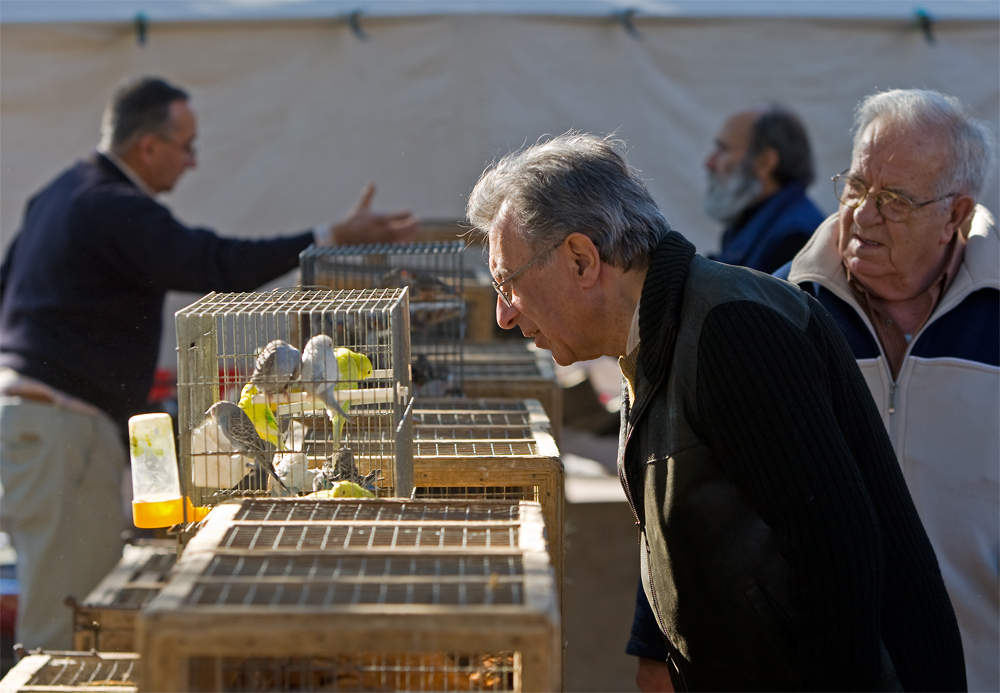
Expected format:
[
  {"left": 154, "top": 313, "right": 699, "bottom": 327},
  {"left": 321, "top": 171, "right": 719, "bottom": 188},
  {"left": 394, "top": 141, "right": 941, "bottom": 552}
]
[{"left": 635, "top": 230, "right": 697, "bottom": 395}]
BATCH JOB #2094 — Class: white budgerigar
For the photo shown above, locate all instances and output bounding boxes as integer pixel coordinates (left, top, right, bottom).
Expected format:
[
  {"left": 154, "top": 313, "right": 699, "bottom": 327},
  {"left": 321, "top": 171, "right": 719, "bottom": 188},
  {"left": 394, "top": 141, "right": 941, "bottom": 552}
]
[
  {"left": 249, "top": 339, "right": 301, "bottom": 395},
  {"left": 300, "top": 335, "right": 353, "bottom": 423}
]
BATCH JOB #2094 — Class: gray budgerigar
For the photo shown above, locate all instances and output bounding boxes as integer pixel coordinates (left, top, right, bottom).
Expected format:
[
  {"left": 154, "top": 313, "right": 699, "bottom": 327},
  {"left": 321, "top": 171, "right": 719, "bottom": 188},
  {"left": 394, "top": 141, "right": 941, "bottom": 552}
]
[
  {"left": 206, "top": 401, "right": 290, "bottom": 493},
  {"left": 249, "top": 339, "right": 301, "bottom": 395},
  {"left": 300, "top": 334, "right": 352, "bottom": 422},
  {"left": 322, "top": 447, "right": 381, "bottom": 491},
  {"left": 312, "top": 455, "right": 338, "bottom": 492}
]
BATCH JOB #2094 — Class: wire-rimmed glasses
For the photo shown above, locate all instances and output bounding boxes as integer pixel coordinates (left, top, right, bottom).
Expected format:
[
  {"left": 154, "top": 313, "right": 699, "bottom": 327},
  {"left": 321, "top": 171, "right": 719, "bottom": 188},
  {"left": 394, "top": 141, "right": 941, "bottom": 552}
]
[
  {"left": 832, "top": 170, "right": 956, "bottom": 223},
  {"left": 492, "top": 241, "right": 563, "bottom": 308}
]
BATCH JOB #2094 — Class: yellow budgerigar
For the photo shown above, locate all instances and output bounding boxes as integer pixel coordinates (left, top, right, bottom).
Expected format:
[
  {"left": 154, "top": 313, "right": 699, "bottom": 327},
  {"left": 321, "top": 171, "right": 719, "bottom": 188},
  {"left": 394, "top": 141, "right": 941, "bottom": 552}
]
[
  {"left": 334, "top": 347, "right": 374, "bottom": 397},
  {"left": 237, "top": 382, "right": 284, "bottom": 450},
  {"left": 307, "top": 481, "right": 374, "bottom": 499},
  {"left": 332, "top": 347, "right": 374, "bottom": 444}
]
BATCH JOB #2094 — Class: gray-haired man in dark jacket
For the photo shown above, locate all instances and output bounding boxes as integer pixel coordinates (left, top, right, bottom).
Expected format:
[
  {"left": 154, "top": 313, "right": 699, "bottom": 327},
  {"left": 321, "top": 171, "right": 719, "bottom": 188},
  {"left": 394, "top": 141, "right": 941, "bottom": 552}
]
[{"left": 467, "top": 132, "right": 965, "bottom": 691}]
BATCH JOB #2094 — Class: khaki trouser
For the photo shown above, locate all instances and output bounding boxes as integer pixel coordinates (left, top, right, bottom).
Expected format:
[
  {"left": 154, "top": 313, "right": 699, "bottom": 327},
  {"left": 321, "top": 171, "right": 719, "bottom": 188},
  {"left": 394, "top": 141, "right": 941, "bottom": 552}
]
[{"left": 0, "top": 397, "right": 126, "bottom": 649}]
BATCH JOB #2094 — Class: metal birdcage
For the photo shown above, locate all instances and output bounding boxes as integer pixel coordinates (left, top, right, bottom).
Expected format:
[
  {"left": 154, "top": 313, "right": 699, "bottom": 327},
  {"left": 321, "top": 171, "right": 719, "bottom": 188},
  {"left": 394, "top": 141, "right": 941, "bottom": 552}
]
[
  {"left": 299, "top": 242, "right": 465, "bottom": 398},
  {"left": 174, "top": 289, "right": 413, "bottom": 512},
  {"left": 136, "top": 499, "right": 561, "bottom": 692}
]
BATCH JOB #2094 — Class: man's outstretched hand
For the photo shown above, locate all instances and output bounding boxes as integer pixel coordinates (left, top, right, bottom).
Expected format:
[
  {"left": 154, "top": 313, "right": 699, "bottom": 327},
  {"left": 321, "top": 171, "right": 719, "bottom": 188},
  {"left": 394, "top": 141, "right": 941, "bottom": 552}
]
[{"left": 322, "top": 183, "right": 420, "bottom": 246}]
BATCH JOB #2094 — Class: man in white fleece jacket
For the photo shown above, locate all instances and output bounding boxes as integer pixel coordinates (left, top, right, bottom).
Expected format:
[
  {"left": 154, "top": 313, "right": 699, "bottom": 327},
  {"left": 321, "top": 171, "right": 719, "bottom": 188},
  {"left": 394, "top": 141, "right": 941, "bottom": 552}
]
[{"left": 778, "top": 88, "right": 998, "bottom": 692}]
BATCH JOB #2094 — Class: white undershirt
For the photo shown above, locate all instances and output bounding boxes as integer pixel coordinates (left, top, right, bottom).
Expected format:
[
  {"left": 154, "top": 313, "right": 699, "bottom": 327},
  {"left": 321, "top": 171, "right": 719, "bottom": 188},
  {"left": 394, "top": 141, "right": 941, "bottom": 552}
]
[{"left": 97, "top": 147, "right": 158, "bottom": 198}]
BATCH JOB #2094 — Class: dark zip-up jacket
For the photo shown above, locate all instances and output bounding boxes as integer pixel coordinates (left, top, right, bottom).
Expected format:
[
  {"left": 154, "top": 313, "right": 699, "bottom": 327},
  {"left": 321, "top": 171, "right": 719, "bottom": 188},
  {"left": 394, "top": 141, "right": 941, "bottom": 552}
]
[{"left": 618, "top": 232, "right": 965, "bottom": 691}]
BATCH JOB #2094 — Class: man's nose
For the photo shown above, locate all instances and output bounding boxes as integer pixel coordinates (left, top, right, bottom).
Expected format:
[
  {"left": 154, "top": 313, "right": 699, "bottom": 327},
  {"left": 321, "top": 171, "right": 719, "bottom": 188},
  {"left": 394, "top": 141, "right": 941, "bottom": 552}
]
[
  {"left": 854, "top": 191, "right": 883, "bottom": 225},
  {"left": 704, "top": 150, "right": 717, "bottom": 173},
  {"left": 496, "top": 295, "right": 519, "bottom": 330}
]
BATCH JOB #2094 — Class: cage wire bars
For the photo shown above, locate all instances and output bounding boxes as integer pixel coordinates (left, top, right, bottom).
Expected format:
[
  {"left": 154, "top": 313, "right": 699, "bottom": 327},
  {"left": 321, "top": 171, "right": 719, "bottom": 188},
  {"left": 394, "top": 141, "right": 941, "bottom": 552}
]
[
  {"left": 175, "top": 289, "right": 413, "bottom": 512},
  {"left": 299, "top": 241, "right": 465, "bottom": 398}
]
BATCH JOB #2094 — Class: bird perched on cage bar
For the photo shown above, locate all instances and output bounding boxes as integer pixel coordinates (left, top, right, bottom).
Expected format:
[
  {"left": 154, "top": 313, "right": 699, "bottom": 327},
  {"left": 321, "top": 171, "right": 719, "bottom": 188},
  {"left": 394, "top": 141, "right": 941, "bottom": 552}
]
[
  {"left": 206, "top": 401, "right": 289, "bottom": 493},
  {"left": 332, "top": 345, "right": 374, "bottom": 446},
  {"left": 314, "top": 447, "right": 381, "bottom": 492},
  {"left": 411, "top": 353, "right": 459, "bottom": 398},
  {"left": 249, "top": 339, "right": 301, "bottom": 394},
  {"left": 378, "top": 267, "right": 456, "bottom": 300},
  {"left": 301, "top": 335, "right": 354, "bottom": 423},
  {"left": 301, "top": 337, "right": 374, "bottom": 450}
]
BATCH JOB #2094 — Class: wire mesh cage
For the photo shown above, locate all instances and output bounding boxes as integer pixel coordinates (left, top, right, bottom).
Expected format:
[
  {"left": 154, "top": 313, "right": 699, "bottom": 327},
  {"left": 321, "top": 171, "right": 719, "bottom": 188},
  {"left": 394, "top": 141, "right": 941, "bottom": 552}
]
[
  {"left": 174, "top": 289, "right": 413, "bottom": 512},
  {"left": 408, "top": 399, "right": 563, "bottom": 599},
  {"left": 0, "top": 652, "right": 139, "bottom": 692},
  {"left": 71, "top": 542, "right": 176, "bottom": 652},
  {"left": 137, "top": 499, "right": 560, "bottom": 692},
  {"left": 299, "top": 242, "right": 465, "bottom": 398}
]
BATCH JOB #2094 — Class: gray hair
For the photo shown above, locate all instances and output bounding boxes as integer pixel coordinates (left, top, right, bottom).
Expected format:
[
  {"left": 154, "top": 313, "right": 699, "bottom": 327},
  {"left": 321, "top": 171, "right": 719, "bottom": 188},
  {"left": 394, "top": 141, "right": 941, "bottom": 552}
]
[
  {"left": 466, "top": 132, "right": 669, "bottom": 272},
  {"left": 99, "top": 76, "right": 189, "bottom": 153},
  {"left": 853, "top": 88, "right": 998, "bottom": 199},
  {"left": 748, "top": 104, "right": 814, "bottom": 186}
]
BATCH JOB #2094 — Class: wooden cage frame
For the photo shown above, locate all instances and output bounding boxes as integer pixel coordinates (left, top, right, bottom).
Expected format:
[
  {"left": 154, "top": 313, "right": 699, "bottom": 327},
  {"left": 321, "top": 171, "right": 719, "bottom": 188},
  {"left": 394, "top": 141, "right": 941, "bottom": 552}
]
[
  {"left": 70, "top": 542, "right": 176, "bottom": 653},
  {"left": 0, "top": 652, "right": 139, "bottom": 692},
  {"left": 409, "top": 398, "right": 564, "bottom": 599},
  {"left": 136, "top": 499, "right": 561, "bottom": 692}
]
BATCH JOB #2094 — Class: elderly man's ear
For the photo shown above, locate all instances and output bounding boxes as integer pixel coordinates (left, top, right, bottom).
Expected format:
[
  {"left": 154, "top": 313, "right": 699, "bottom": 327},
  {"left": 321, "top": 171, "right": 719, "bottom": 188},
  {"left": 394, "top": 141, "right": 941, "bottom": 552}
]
[
  {"left": 947, "top": 195, "right": 976, "bottom": 241},
  {"left": 565, "top": 232, "right": 602, "bottom": 287}
]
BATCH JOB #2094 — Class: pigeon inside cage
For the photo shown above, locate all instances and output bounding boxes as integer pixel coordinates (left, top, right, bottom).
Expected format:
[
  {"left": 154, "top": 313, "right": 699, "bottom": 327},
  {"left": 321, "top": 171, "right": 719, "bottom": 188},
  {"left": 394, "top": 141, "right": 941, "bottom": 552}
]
[
  {"left": 299, "top": 241, "right": 466, "bottom": 398},
  {"left": 176, "top": 290, "right": 413, "bottom": 507}
]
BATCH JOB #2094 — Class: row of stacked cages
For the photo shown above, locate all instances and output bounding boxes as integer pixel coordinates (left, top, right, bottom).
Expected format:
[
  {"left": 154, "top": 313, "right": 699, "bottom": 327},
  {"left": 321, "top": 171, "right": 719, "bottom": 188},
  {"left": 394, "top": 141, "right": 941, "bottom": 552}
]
[
  {"left": 175, "top": 287, "right": 414, "bottom": 511},
  {"left": 74, "top": 242, "right": 567, "bottom": 693},
  {"left": 7, "top": 502, "right": 560, "bottom": 693},
  {"left": 62, "top": 400, "right": 564, "bottom": 666}
]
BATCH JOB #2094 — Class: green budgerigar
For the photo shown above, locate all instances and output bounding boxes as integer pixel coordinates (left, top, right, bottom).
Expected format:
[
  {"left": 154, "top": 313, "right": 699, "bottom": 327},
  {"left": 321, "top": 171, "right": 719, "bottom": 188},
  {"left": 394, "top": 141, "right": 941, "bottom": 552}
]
[
  {"left": 238, "top": 382, "right": 284, "bottom": 451},
  {"left": 332, "top": 346, "right": 374, "bottom": 445}
]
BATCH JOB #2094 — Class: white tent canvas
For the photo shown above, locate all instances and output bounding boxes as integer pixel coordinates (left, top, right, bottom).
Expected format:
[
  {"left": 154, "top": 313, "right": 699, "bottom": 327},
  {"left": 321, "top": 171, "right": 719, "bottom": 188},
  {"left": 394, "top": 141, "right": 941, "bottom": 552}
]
[{"left": 2, "top": 1, "right": 997, "bottom": 368}]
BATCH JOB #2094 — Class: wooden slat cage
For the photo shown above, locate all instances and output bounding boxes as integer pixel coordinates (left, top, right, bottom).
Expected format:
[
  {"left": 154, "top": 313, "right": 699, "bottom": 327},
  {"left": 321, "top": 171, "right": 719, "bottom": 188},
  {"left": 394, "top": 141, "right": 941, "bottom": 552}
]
[
  {"left": 174, "top": 289, "right": 413, "bottom": 512},
  {"left": 0, "top": 652, "right": 139, "bottom": 692},
  {"left": 71, "top": 543, "right": 176, "bottom": 652},
  {"left": 136, "top": 499, "right": 560, "bottom": 692},
  {"left": 423, "top": 342, "right": 562, "bottom": 444},
  {"left": 406, "top": 399, "right": 564, "bottom": 601},
  {"left": 299, "top": 242, "right": 466, "bottom": 397}
]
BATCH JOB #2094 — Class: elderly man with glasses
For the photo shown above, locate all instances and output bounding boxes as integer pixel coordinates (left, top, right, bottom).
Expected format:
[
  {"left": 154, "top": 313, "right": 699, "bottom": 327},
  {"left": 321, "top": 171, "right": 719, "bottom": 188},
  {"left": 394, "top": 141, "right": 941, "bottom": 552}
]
[
  {"left": 469, "top": 131, "right": 966, "bottom": 691},
  {"left": 776, "top": 88, "right": 998, "bottom": 692}
]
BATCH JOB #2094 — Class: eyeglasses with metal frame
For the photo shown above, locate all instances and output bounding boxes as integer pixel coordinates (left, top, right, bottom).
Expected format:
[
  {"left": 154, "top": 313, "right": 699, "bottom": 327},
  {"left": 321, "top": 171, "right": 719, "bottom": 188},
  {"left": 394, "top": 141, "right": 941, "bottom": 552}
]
[
  {"left": 492, "top": 240, "right": 563, "bottom": 308},
  {"left": 157, "top": 133, "right": 197, "bottom": 158},
  {"left": 832, "top": 169, "right": 957, "bottom": 223}
]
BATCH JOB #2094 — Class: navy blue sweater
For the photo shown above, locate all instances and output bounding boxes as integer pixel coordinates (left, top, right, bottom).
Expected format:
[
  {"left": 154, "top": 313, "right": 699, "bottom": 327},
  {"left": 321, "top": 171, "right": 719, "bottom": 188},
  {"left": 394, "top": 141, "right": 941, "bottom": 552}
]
[{"left": 0, "top": 153, "right": 313, "bottom": 426}]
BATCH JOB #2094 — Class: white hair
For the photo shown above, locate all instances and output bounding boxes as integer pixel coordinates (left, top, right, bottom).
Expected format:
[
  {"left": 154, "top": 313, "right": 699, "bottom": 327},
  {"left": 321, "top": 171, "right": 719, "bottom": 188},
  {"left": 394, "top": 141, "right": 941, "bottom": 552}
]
[{"left": 853, "top": 89, "right": 997, "bottom": 199}]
